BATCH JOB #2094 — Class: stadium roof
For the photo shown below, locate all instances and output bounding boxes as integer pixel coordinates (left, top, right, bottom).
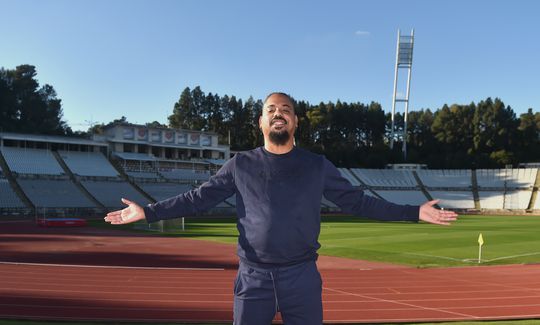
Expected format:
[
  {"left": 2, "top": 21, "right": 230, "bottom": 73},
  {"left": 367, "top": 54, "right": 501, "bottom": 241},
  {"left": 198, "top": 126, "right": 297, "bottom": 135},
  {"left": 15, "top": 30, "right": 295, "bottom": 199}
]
[{"left": 0, "top": 132, "right": 108, "bottom": 147}]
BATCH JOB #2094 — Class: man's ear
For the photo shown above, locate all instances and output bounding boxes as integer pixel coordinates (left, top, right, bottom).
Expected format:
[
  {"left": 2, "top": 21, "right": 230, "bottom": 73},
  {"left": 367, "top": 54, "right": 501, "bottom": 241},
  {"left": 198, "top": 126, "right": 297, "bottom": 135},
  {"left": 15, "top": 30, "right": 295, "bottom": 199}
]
[
  {"left": 258, "top": 115, "right": 263, "bottom": 130},
  {"left": 295, "top": 115, "right": 299, "bottom": 128}
]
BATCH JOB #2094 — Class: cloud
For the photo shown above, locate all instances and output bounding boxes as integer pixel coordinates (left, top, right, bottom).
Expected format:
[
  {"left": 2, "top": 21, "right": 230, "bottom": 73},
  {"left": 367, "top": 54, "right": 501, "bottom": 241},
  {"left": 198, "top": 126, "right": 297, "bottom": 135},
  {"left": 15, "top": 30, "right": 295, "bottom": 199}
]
[{"left": 355, "top": 30, "right": 370, "bottom": 37}]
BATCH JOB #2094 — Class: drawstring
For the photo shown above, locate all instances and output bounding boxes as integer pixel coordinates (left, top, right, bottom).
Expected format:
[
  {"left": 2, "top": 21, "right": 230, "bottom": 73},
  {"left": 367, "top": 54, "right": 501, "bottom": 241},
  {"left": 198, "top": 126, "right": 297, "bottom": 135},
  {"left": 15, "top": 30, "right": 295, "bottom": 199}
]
[{"left": 269, "top": 271, "right": 280, "bottom": 313}]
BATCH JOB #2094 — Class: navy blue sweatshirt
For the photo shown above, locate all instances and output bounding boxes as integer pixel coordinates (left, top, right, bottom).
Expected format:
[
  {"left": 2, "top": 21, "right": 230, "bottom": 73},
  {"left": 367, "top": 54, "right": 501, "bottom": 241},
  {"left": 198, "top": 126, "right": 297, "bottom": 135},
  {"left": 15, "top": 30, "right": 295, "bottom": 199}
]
[{"left": 144, "top": 147, "right": 419, "bottom": 267}]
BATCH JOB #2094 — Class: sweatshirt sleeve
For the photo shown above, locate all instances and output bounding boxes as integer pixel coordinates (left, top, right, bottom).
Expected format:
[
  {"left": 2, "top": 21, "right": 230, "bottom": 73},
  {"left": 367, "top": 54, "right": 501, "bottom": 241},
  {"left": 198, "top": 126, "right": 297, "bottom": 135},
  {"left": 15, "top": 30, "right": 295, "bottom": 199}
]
[
  {"left": 322, "top": 158, "right": 419, "bottom": 222},
  {"left": 143, "top": 157, "right": 237, "bottom": 223}
]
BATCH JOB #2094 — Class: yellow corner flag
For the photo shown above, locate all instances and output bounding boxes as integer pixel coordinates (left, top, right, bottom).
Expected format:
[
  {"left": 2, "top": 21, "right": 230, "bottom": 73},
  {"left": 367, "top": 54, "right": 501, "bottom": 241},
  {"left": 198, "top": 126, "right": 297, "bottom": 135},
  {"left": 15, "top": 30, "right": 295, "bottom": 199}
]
[{"left": 478, "top": 233, "right": 484, "bottom": 246}]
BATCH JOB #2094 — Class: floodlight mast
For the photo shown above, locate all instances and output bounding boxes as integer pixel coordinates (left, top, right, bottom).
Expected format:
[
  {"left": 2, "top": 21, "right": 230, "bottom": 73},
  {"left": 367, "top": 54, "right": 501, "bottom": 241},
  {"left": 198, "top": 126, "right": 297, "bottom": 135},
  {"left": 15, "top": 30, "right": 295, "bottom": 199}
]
[{"left": 390, "top": 29, "right": 414, "bottom": 160}]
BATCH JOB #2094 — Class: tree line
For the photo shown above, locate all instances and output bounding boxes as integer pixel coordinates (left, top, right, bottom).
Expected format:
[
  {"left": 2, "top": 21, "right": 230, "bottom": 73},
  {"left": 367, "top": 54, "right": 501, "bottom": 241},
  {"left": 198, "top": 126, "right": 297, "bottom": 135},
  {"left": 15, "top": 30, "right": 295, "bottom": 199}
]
[
  {"left": 2, "top": 65, "right": 539, "bottom": 168},
  {"left": 167, "top": 86, "right": 540, "bottom": 169}
]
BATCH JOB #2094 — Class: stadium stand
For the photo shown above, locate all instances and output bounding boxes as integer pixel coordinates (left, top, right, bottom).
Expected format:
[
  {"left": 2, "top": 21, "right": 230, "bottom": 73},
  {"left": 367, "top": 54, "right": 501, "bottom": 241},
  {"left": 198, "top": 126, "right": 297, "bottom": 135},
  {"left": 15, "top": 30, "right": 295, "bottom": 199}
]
[
  {"left": 81, "top": 180, "right": 152, "bottom": 208},
  {"left": 138, "top": 183, "right": 193, "bottom": 201},
  {"left": 535, "top": 194, "right": 540, "bottom": 210},
  {"left": 504, "top": 190, "right": 533, "bottom": 210},
  {"left": 477, "top": 168, "right": 537, "bottom": 188},
  {"left": 338, "top": 168, "right": 361, "bottom": 186},
  {"left": 159, "top": 169, "right": 210, "bottom": 182},
  {"left": 427, "top": 191, "right": 475, "bottom": 209},
  {"left": 350, "top": 168, "right": 417, "bottom": 187},
  {"left": 374, "top": 190, "right": 427, "bottom": 205},
  {"left": 126, "top": 171, "right": 162, "bottom": 179},
  {"left": 417, "top": 169, "right": 472, "bottom": 188},
  {"left": 1, "top": 147, "right": 64, "bottom": 175},
  {"left": 0, "top": 178, "right": 25, "bottom": 208},
  {"left": 58, "top": 150, "right": 118, "bottom": 177},
  {"left": 478, "top": 191, "right": 505, "bottom": 209},
  {"left": 17, "top": 179, "right": 96, "bottom": 208}
]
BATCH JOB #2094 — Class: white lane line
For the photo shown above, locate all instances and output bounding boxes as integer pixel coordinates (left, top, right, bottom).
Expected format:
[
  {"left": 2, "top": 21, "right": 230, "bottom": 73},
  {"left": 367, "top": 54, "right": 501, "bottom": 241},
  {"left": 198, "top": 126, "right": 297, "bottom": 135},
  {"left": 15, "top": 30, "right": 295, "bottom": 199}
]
[
  {"left": 485, "top": 252, "right": 540, "bottom": 262},
  {"left": 323, "top": 286, "right": 478, "bottom": 319},
  {"left": 0, "top": 261, "right": 224, "bottom": 271}
]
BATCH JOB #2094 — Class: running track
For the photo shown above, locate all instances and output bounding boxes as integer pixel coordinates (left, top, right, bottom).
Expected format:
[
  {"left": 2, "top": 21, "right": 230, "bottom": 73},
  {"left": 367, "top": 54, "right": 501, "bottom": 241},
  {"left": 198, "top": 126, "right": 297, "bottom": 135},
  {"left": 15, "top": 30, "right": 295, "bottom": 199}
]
[{"left": 2, "top": 221, "right": 540, "bottom": 323}]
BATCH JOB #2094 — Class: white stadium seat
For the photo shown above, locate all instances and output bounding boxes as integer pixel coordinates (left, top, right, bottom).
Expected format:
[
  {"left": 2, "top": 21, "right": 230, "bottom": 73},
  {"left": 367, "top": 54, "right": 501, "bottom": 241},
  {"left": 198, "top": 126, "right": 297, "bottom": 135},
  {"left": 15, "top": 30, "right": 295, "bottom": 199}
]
[{"left": 1, "top": 147, "right": 64, "bottom": 175}]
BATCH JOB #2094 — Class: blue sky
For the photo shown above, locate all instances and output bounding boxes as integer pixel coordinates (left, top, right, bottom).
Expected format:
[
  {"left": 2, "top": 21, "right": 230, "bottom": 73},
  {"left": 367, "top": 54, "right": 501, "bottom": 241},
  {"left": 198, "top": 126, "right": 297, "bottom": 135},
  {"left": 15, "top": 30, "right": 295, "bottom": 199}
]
[{"left": 1, "top": 0, "right": 539, "bottom": 131}]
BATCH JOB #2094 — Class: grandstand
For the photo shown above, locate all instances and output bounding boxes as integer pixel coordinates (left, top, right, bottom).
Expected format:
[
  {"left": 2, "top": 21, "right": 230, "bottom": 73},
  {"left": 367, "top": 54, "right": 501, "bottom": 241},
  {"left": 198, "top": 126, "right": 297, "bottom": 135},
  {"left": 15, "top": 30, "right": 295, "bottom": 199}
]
[
  {"left": 59, "top": 150, "right": 118, "bottom": 177},
  {"left": 1, "top": 128, "right": 539, "bottom": 217},
  {"left": 2, "top": 147, "right": 64, "bottom": 175},
  {"left": 350, "top": 168, "right": 417, "bottom": 187},
  {"left": 417, "top": 169, "right": 472, "bottom": 188},
  {"left": 0, "top": 178, "right": 25, "bottom": 208}
]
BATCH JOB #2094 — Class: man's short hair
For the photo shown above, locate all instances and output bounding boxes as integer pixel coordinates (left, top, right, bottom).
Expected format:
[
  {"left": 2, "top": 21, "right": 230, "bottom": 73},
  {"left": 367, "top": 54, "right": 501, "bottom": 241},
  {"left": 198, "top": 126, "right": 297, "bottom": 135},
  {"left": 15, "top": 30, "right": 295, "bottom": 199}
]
[{"left": 264, "top": 92, "right": 295, "bottom": 109}]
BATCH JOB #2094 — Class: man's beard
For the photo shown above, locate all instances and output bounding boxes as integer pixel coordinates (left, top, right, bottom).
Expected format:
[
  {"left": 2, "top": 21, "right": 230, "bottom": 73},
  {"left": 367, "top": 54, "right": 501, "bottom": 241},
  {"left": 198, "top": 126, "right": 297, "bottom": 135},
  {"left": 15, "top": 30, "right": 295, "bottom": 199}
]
[{"left": 269, "top": 129, "right": 291, "bottom": 146}]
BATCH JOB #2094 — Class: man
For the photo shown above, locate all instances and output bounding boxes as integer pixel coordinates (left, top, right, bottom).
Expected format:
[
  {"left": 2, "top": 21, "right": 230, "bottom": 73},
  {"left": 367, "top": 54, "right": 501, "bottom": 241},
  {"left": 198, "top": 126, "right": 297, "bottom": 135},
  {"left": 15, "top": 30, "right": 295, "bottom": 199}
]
[{"left": 105, "top": 92, "right": 458, "bottom": 325}]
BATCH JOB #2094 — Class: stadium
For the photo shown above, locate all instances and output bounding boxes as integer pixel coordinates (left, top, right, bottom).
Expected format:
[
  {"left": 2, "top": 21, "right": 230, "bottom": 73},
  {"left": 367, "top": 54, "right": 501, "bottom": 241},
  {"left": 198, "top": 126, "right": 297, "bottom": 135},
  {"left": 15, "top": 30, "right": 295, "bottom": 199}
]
[
  {"left": 2, "top": 124, "right": 540, "bottom": 324},
  {"left": 3, "top": 1, "right": 540, "bottom": 324},
  {"left": 1, "top": 128, "right": 539, "bottom": 218}
]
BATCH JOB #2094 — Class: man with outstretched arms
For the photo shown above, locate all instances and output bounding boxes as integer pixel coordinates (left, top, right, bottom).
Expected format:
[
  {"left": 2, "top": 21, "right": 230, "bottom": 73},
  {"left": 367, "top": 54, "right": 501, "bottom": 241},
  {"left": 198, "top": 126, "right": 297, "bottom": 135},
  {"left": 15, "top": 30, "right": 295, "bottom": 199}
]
[{"left": 105, "top": 92, "right": 458, "bottom": 325}]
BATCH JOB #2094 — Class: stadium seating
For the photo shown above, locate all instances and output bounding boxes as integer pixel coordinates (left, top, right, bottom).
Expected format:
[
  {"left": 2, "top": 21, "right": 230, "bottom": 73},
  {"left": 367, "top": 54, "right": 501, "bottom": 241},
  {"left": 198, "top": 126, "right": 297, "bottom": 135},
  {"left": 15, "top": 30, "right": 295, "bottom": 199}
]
[
  {"left": 427, "top": 191, "right": 475, "bottom": 209},
  {"left": 417, "top": 169, "right": 472, "bottom": 188},
  {"left": 478, "top": 191, "right": 504, "bottom": 209},
  {"left": 126, "top": 171, "right": 162, "bottom": 179},
  {"left": 159, "top": 169, "right": 210, "bottom": 182},
  {"left": 80, "top": 180, "right": 152, "bottom": 208},
  {"left": 350, "top": 169, "right": 417, "bottom": 187},
  {"left": 59, "top": 150, "right": 119, "bottom": 177},
  {"left": 138, "top": 183, "right": 193, "bottom": 201},
  {"left": 17, "top": 179, "right": 96, "bottom": 208},
  {"left": 504, "top": 191, "right": 532, "bottom": 210},
  {"left": 338, "top": 168, "right": 361, "bottom": 186},
  {"left": 0, "top": 178, "right": 25, "bottom": 208},
  {"left": 373, "top": 190, "right": 427, "bottom": 205},
  {"left": 476, "top": 168, "right": 537, "bottom": 188},
  {"left": 1, "top": 147, "right": 64, "bottom": 175}
]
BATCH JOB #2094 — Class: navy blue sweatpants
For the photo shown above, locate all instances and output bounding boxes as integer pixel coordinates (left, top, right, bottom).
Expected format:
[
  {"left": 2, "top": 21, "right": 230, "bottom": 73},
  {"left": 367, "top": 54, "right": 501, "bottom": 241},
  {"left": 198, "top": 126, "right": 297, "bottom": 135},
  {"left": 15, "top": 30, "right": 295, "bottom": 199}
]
[{"left": 233, "top": 259, "right": 323, "bottom": 325}]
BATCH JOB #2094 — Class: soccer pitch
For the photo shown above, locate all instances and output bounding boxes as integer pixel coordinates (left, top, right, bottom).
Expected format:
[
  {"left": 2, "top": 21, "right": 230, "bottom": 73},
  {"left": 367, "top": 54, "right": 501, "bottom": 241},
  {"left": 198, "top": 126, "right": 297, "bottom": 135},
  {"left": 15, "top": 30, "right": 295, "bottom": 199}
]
[{"left": 112, "top": 214, "right": 540, "bottom": 268}]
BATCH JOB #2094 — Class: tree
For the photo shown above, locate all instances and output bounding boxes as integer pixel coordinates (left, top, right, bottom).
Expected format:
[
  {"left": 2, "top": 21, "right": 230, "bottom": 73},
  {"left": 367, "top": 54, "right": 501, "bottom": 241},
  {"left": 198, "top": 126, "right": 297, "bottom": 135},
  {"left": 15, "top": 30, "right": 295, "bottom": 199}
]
[
  {"left": 146, "top": 121, "right": 167, "bottom": 128},
  {"left": 168, "top": 87, "right": 193, "bottom": 129},
  {"left": 472, "top": 98, "right": 518, "bottom": 166},
  {"left": 517, "top": 109, "right": 540, "bottom": 162},
  {"left": 0, "top": 65, "right": 70, "bottom": 135}
]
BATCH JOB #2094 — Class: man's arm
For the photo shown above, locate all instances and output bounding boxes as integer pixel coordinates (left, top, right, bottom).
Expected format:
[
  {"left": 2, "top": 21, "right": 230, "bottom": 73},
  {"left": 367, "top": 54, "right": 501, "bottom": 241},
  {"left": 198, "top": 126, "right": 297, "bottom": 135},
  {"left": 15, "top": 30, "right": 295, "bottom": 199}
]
[
  {"left": 322, "top": 159, "right": 457, "bottom": 224},
  {"left": 105, "top": 157, "right": 237, "bottom": 225}
]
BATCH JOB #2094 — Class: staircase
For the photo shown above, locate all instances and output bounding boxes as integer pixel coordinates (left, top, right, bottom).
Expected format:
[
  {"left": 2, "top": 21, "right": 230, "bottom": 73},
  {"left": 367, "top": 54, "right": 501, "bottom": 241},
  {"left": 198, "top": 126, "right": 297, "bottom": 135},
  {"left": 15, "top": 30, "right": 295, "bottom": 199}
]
[
  {"left": 527, "top": 168, "right": 540, "bottom": 211},
  {"left": 412, "top": 171, "right": 433, "bottom": 201},
  {"left": 108, "top": 157, "right": 156, "bottom": 204},
  {"left": 471, "top": 170, "right": 481, "bottom": 210}
]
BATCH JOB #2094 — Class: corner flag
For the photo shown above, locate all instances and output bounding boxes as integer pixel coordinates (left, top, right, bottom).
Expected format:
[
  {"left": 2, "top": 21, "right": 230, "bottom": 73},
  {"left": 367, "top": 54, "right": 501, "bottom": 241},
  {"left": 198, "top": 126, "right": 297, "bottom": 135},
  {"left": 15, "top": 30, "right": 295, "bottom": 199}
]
[{"left": 478, "top": 233, "right": 484, "bottom": 264}]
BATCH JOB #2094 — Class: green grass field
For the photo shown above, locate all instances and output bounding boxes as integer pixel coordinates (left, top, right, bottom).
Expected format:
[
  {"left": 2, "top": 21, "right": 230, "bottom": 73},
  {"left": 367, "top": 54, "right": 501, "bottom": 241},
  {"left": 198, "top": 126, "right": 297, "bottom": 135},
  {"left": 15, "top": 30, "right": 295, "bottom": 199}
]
[{"left": 99, "top": 214, "right": 540, "bottom": 268}]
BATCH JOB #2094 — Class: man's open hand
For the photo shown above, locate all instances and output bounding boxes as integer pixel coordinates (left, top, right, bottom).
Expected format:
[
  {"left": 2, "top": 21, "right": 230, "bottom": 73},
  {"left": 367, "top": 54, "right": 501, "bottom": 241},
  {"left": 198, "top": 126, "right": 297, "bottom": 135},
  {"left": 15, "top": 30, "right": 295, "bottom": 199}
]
[
  {"left": 419, "top": 200, "right": 458, "bottom": 226},
  {"left": 104, "top": 198, "right": 146, "bottom": 225}
]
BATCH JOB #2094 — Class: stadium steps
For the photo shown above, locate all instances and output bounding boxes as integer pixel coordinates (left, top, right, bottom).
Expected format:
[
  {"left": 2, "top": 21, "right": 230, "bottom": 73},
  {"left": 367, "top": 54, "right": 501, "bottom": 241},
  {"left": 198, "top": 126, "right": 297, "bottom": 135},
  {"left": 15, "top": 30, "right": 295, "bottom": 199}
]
[
  {"left": 108, "top": 157, "right": 157, "bottom": 204},
  {"left": 411, "top": 171, "right": 434, "bottom": 202},
  {"left": 526, "top": 168, "right": 540, "bottom": 211},
  {"left": 52, "top": 151, "right": 105, "bottom": 209},
  {"left": 0, "top": 149, "right": 34, "bottom": 209},
  {"left": 471, "top": 170, "right": 481, "bottom": 209}
]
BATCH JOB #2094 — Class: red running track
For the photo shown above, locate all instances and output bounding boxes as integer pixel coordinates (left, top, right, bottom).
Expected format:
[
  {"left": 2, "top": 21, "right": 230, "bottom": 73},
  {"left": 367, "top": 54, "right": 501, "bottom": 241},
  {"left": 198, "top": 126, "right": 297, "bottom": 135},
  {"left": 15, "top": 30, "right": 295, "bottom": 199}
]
[{"left": 2, "top": 221, "right": 540, "bottom": 323}]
